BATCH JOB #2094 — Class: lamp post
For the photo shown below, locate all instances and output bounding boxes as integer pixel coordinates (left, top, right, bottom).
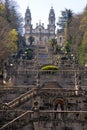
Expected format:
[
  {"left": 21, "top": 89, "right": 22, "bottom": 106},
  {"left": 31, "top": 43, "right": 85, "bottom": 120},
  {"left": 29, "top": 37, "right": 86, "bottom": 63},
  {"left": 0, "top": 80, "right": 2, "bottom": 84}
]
[
  {"left": 10, "top": 63, "right": 13, "bottom": 79},
  {"left": 3, "top": 69, "right": 7, "bottom": 85},
  {"left": 85, "top": 63, "right": 87, "bottom": 70},
  {"left": 6, "top": 63, "right": 13, "bottom": 87}
]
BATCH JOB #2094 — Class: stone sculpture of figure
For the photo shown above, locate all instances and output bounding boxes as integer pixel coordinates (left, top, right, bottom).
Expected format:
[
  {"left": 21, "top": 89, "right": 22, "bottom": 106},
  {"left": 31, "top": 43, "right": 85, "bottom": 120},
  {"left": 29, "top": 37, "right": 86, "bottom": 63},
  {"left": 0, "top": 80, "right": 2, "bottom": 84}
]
[
  {"left": 3, "top": 69, "right": 7, "bottom": 84},
  {"left": 57, "top": 103, "right": 62, "bottom": 120}
]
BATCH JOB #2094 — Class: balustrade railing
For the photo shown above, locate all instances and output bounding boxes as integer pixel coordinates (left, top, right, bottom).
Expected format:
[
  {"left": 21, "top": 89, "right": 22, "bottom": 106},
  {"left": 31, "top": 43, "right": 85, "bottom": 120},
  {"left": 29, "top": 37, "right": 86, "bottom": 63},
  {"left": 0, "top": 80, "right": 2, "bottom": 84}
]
[{"left": 0, "top": 110, "right": 87, "bottom": 130}]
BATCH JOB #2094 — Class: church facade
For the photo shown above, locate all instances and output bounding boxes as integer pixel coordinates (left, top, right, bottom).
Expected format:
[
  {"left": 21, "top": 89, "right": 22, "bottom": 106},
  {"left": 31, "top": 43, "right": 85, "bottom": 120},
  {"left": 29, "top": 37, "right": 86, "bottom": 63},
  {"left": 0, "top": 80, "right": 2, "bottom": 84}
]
[{"left": 24, "top": 6, "right": 56, "bottom": 45}]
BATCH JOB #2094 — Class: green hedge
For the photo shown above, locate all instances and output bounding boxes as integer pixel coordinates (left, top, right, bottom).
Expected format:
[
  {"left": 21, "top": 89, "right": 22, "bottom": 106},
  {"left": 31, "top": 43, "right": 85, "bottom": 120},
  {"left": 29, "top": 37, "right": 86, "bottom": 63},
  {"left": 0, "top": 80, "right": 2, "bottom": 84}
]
[{"left": 41, "top": 65, "right": 59, "bottom": 70}]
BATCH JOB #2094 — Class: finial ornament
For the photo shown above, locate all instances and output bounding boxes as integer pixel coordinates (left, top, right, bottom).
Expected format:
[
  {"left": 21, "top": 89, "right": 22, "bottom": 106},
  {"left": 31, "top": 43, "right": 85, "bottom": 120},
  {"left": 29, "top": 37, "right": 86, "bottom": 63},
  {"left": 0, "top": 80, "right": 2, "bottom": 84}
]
[{"left": 39, "top": 19, "right": 41, "bottom": 25}]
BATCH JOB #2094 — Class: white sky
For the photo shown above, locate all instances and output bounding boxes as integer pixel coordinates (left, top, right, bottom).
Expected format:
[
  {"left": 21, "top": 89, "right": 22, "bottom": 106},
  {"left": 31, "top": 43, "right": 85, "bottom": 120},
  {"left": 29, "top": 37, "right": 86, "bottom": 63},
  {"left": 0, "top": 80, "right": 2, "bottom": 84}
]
[{"left": 15, "top": 0, "right": 87, "bottom": 28}]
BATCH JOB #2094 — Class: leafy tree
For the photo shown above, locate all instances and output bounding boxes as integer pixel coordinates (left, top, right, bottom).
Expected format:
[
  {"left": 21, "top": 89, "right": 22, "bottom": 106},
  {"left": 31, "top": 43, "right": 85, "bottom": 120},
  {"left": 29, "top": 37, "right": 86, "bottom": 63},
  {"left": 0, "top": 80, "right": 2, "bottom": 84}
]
[
  {"left": 50, "top": 38, "right": 58, "bottom": 53},
  {"left": 65, "top": 14, "right": 82, "bottom": 53},
  {"left": 64, "top": 9, "right": 73, "bottom": 51},
  {"left": 65, "top": 5, "right": 87, "bottom": 65},
  {"left": 0, "top": 16, "right": 10, "bottom": 59},
  {"left": 79, "top": 5, "right": 87, "bottom": 34},
  {"left": 0, "top": 17, "right": 18, "bottom": 60},
  {"left": 28, "top": 36, "right": 34, "bottom": 45},
  {"left": 0, "top": 1, "right": 18, "bottom": 75},
  {"left": 0, "top": 18, "right": 18, "bottom": 76},
  {"left": 78, "top": 42, "right": 87, "bottom": 65},
  {"left": 0, "top": 0, "right": 18, "bottom": 59},
  {"left": 25, "top": 49, "right": 33, "bottom": 60},
  {"left": 4, "top": 0, "right": 23, "bottom": 34},
  {"left": 57, "top": 9, "right": 73, "bottom": 56},
  {"left": 0, "top": 1, "right": 5, "bottom": 13},
  {"left": 0, "top": 0, "right": 22, "bottom": 61},
  {"left": 78, "top": 6, "right": 87, "bottom": 64},
  {"left": 57, "top": 9, "right": 73, "bottom": 29},
  {"left": 7, "top": 29, "right": 18, "bottom": 53}
]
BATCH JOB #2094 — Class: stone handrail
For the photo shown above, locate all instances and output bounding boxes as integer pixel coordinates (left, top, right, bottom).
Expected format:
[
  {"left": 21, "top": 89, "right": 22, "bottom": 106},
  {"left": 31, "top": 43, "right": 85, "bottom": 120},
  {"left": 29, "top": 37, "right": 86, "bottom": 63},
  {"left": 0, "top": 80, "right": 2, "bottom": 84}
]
[
  {"left": 6, "top": 88, "right": 38, "bottom": 108},
  {"left": 0, "top": 110, "right": 87, "bottom": 130},
  {"left": 0, "top": 110, "right": 32, "bottom": 130}
]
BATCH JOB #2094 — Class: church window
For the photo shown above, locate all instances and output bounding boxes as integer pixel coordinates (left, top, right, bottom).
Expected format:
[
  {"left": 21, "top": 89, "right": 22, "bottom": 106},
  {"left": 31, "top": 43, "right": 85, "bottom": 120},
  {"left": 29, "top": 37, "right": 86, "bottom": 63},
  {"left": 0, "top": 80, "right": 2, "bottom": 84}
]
[
  {"left": 51, "top": 19, "right": 54, "bottom": 24},
  {"left": 26, "top": 13, "right": 29, "bottom": 16},
  {"left": 51, "top": 14, "right": 53, "bottom": 16},
  {"left": 26, "top": 29, "right": 30, "bottom": 34},
  {"left": 27, "top": 20, "right": 29, "bottom": 24},
  {"left": 26, "top": 31, "right": 30, "bottom": 34}
]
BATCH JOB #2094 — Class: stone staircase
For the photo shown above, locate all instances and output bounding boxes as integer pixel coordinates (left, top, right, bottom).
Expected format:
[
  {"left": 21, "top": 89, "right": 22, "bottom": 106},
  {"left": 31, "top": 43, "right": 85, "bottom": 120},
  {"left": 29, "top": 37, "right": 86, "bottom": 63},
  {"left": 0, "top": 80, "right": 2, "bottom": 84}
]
[
  {"left": 0, "top": 88, "right": 39, "bottom": 129},
  {"left": 6, "top": 88, "right": 38, "bottom": 109},
  {"left": 36, "top": 44, "right": 52, "bottom": 66},
  {"left": 0, "top": 109, "right": 86, "bottom": 130},
  {"left": 0, "top": 110, "right": 33, "bottom": 130}
]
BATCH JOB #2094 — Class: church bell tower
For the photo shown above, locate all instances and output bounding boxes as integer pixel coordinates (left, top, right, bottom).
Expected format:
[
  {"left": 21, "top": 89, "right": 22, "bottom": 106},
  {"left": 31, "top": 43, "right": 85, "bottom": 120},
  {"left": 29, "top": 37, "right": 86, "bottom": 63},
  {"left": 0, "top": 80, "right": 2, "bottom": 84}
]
[
  {"left": 48, "top": 7, "right": 56, "bottom": 37},
  {"left": 24, "top": 6, "right": 32, "bottom": 45}
]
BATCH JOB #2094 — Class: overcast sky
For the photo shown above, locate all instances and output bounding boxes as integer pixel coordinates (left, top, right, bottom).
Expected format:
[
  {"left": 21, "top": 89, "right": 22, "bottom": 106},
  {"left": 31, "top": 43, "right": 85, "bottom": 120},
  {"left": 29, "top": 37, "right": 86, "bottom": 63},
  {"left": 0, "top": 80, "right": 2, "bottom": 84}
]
[{"left": 15, "top": 0, "right": 87, "bottom": 28}]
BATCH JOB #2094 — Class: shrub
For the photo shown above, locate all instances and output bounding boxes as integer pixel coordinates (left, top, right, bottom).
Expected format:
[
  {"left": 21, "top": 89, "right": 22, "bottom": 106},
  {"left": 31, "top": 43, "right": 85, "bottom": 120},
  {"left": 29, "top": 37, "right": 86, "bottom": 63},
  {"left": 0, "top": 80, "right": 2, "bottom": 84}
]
[
  {"left": 41, "top": 65, "right": 59, "bottom": 70},
  {"left": 40, "top": 65, "right": 59, "bottom": 75}
]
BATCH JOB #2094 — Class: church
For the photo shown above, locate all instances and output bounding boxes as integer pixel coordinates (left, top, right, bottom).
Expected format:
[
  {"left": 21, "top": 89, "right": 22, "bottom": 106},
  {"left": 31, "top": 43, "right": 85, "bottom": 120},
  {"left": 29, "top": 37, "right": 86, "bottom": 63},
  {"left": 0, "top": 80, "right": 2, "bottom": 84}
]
[{"left": 24, "top": 6, "right": 56, "bottom": 45}]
